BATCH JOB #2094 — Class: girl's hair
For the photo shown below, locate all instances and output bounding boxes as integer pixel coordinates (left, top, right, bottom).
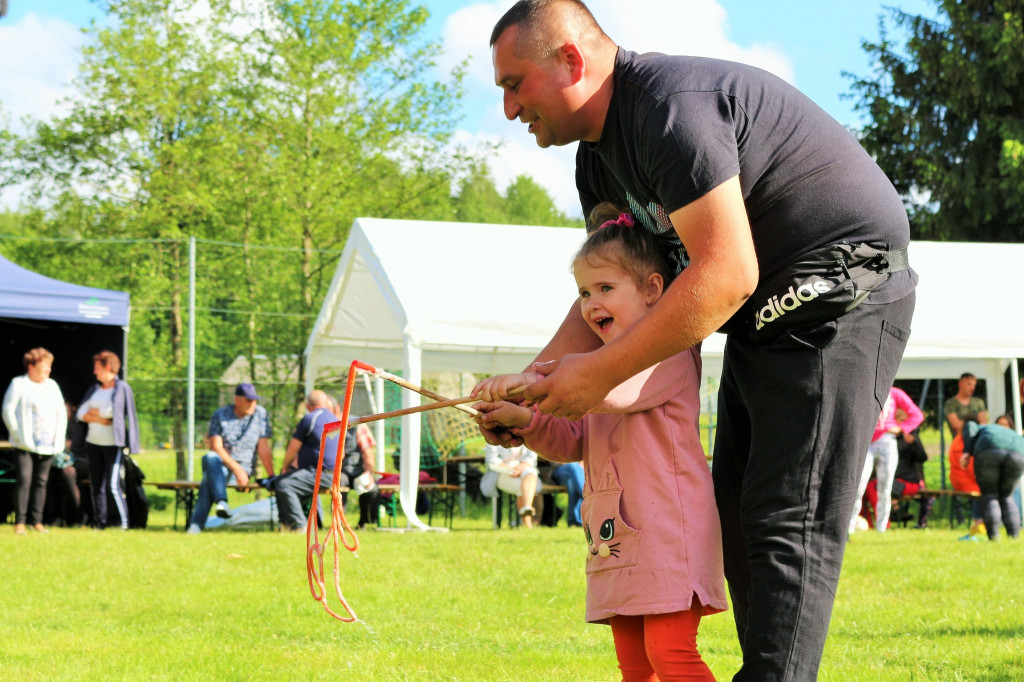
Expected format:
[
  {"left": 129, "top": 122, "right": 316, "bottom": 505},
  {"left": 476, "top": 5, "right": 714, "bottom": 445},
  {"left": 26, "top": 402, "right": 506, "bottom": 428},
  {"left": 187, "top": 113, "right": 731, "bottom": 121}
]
[
  {"left": 996, "top": 413, "right": 1015, "bottom": 429},
  {"left": 574, "top": 202, "right": 676, "bottom": 289}
]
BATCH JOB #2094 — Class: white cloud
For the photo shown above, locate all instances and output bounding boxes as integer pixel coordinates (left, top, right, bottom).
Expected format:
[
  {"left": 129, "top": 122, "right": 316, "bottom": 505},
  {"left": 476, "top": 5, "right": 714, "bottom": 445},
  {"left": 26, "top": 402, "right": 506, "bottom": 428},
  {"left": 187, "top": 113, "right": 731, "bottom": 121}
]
[
  {"left": 0, "top": 12, "right": 87, "bottom": 130},
  {"left": 453, "top": 117, "right": 582, "bottom": 218},
  {"left": 438, "top": 0, "right": 794, "bottom": 219}
]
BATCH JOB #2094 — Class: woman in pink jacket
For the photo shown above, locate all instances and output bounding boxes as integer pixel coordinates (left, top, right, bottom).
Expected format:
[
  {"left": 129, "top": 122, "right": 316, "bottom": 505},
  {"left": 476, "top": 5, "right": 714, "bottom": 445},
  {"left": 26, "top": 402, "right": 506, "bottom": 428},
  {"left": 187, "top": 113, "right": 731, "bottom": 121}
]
[
  {"left": 475, "top": 207, "right": 727, "bottom": 681},
  {"left": 849, "top": 386, "right": 924, "bottom": 534}
]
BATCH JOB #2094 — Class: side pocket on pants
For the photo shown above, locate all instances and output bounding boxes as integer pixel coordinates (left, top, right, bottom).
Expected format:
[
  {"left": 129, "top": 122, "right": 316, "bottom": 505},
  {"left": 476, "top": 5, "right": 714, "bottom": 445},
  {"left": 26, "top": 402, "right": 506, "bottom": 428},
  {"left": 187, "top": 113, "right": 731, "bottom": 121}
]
[{"left": 874, "top": 319, "right": 911, "bottom": 409}]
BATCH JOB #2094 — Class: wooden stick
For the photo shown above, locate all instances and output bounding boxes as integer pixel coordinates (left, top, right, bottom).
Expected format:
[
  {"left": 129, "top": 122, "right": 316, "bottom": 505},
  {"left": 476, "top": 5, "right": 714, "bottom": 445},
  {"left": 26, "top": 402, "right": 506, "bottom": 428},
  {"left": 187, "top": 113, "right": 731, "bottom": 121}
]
[
  {"left": 351, "top": 394, "right": 484, "bottom": 425},
  {"left": 363, "top": 368, "right": 479, "bottom": 416}
]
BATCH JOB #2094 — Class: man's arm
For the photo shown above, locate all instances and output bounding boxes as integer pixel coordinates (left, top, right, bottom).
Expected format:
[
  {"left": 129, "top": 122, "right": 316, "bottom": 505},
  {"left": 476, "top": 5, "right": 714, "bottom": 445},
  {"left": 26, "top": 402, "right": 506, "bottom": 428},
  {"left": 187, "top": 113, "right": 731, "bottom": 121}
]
[
  {"left": 256, "top": 437, "right": 274, "bottom": 478},
  {"left": 210, "top": 434, "right": 250, "bottom": 486},
  {"left": 946, "top": 411, "right": 963, "bottom": 436},
  {"left": 281, "top": 437, "right": 301, "bottom": 474},
  {"left": 355, "top": 424, "right": 378, "bottom": 475},
  {"left": 523, "top": 176, "right": 758, "bottom": 419}
]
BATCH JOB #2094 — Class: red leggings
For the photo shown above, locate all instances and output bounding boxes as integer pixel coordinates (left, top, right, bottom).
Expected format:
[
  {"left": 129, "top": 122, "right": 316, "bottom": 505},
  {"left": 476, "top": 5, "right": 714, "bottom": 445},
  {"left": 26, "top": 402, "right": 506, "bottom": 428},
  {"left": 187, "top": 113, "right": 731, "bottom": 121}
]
[{"left": 609, "top": 600, "right": 714, "bottom": 681}]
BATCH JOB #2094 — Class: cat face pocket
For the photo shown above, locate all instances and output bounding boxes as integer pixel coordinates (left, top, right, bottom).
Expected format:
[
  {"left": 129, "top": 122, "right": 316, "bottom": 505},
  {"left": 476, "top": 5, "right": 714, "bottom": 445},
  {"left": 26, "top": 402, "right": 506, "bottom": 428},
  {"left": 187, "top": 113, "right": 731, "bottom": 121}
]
[{"left": 582, "top": 460, "right": 640, "bottom": 574}]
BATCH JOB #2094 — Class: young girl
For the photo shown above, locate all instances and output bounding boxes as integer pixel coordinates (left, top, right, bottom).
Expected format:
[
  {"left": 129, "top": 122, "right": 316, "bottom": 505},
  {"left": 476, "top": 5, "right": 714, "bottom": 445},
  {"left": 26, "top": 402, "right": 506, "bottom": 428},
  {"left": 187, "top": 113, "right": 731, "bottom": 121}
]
[{"left": 474, "top": 205, "right": 726, "bottom": 681}]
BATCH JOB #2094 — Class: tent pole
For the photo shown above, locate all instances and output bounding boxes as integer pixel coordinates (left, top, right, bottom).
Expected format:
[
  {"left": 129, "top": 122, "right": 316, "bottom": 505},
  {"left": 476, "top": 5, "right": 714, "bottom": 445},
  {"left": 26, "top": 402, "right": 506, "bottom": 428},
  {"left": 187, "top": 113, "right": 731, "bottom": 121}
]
[
  {"left": 1011, "top": 360, "right": 1022, "bottom": 528},
  {"left": 938, "top": 379, "right": 946, "bottom": 490},
  {"left": 401, "top": 336, "right": 430, "bottom": 530},
  {"left": 375, "top": 375, "right": 385, "bottom": 474},
  {"left": 187, "top": 236, "right": 196, "bottom": 481}
]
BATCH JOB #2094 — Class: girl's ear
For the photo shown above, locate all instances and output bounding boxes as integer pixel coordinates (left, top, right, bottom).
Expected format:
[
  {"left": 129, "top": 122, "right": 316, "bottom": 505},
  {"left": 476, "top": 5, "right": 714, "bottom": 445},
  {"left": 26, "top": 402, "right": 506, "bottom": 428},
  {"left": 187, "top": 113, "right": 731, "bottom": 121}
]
[{"left": 644, "top": 272, "right": 664, "bottom": 306}]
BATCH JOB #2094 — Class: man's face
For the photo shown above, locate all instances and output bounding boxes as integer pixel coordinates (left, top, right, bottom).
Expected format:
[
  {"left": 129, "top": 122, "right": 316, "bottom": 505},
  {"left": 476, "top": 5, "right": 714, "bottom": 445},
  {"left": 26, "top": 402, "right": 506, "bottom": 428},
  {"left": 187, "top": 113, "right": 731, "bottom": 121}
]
[
  {"left": 492, "top": 26, "right": 577, "bottom": 148},
  {"left": 234, "top": 395, "right": 257, "bottom": 416},
  {"left": 959, "top": 376, "right": 977, "bottom": 396}
]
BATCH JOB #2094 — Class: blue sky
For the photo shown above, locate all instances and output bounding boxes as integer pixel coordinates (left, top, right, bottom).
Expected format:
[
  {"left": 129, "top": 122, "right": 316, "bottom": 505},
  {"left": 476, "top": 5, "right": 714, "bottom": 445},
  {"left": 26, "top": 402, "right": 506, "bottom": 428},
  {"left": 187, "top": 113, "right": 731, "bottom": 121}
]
[{"left": 0, "top": 0, "right": 938, "bottom": 215}]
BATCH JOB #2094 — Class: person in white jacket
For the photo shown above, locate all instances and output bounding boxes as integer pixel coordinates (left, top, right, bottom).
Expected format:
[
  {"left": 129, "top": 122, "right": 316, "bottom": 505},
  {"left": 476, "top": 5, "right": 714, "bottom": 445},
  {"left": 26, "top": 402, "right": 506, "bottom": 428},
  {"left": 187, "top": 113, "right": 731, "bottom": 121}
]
[{"left": 2, "top": 347, "right": 67, "bottom": 535}]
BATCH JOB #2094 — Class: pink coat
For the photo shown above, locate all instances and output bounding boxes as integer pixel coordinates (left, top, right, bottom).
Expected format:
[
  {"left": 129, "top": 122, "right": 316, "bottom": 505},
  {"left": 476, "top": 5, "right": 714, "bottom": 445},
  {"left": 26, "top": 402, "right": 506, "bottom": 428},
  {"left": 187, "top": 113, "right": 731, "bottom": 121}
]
[
  {"left": 515, "top": 347, "right": 728, "bottom": 624},
  {"left": 873, "top": 387, "right": 924, "bottom": 443}
]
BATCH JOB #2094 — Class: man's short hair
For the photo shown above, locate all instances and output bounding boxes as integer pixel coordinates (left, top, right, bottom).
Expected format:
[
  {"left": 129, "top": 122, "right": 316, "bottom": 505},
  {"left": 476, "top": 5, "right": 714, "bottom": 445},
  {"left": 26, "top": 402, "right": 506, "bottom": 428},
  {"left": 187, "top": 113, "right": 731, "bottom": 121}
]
[
  {"left": 306, "top": 390, "right": 331, "bottom": 408},
  {"left": 23, "top": 347, "right": 54, "bottom": 369},
  {"left": 960, "top": 372, "right": 976, "bottom": 381},
  {"left": 490, "top": 0, "right": 605, "bottom": 60},
  {"left": 93, "top": 349, "right": 121, "bottom": 374}
]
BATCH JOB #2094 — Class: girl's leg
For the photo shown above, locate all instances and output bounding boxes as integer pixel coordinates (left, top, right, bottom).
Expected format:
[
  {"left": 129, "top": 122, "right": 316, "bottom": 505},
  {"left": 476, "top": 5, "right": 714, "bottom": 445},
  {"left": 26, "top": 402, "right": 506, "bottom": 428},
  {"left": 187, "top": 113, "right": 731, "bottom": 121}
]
[
  {"left": 610, "top": 615, "right": 656, "bottom": 682},
  {"left": 643, "top": 603, "right": 715, "bottom": 681},
  {"left": 610, "top": 601, "right": 715, "bottom": 682}
]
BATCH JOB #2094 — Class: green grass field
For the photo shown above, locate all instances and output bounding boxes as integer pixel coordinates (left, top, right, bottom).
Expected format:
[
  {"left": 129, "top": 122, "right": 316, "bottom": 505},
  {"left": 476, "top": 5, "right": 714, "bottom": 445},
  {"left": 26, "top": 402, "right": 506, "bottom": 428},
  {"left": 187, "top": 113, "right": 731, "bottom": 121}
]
[
  {"left": 4, "top": 496, "right": 1024, "bottom": 680},
  {"left": 4, "top": 431, "right": 1022, "bottom": 681}
]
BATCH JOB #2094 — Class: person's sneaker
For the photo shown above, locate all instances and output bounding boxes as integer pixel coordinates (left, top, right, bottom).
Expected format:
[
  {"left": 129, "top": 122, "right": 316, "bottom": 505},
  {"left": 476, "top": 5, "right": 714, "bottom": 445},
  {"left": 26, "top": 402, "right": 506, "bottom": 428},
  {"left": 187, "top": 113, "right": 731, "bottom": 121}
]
[
  {"left": 215, "top": 501, "right": 232, "bottom": 519},
  {"left": 187, "top": 524, "right": 201, "bottom": 534},
  {"left": 958, "top": 533, "right": 980, "bottom": 541}
]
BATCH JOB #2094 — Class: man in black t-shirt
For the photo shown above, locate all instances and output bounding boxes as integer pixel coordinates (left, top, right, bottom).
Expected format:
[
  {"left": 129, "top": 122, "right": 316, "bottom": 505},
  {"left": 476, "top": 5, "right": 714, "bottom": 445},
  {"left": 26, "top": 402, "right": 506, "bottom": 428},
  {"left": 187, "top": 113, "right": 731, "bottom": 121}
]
[{"left": 487, "top": 2, "right": 916, "bottom": 679}]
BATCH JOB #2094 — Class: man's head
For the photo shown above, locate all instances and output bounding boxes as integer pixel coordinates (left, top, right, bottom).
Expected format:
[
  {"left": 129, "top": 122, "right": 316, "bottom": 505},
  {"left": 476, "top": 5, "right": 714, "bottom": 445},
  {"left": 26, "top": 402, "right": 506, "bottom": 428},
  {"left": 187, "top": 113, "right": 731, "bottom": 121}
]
[
  {"left": 306, "top": 389, "right": 331, "bottom": 412},
  {"left": 957, "top": 373, "right": 977, "bottom": 398},
  {"left": 491, "top": 0, "right": 614, "bottom": 147},
  {"left": 234, "top": 382, "right": 260, "bottom": 416}
]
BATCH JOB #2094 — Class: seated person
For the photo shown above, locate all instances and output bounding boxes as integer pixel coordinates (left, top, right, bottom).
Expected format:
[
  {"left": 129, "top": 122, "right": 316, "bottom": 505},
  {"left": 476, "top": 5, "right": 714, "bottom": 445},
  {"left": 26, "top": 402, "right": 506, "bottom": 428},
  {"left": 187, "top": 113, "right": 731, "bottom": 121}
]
[
  {"left": 481, "top": 444, "right": 543, "bottom": 529},
  {"left": 547, "top": 461, "right": 585, "bottom": 528},
  {"left": 187, "top": 383, "right": 274, "bottom": 534},
  {"left": 890, "top": 427, "right": 933, "bottom": 528},
  {"left": 271, "top": 390, "right": 378, "bottom": 531}
]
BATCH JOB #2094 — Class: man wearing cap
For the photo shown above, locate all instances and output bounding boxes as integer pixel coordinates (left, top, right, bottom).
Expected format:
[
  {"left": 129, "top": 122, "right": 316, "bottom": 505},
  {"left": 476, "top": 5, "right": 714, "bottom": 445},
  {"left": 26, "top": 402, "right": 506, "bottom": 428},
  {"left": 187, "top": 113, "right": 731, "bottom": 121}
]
[{"left": 187, "top": 382, "right": 274, "bottom": 534}]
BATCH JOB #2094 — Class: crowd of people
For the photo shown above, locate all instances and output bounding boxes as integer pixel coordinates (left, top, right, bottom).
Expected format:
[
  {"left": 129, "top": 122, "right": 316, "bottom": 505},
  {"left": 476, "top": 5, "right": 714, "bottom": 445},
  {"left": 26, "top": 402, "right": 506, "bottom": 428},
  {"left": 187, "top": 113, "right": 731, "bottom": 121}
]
[
  {"left": 2, "top": 347, "right": 386, "bottom": 535},
  {"left": 2, "top": 347, "right": 141, "bottom": 533}
]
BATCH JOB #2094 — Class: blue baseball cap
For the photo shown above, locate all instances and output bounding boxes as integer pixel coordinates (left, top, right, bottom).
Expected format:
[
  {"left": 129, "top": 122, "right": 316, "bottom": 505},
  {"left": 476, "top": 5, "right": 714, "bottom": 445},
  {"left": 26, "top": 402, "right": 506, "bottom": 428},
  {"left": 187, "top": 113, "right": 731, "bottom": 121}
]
[{"left": 235, "top": 382, "right": 261, "bottom": 402}]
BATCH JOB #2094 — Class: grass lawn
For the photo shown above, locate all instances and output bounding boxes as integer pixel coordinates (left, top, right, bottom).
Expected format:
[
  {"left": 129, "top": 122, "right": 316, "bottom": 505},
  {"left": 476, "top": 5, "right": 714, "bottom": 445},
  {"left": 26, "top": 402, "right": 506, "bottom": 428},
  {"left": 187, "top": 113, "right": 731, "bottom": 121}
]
[{"left": 3, "top": 500, "right": 1024, "bottom": 680}]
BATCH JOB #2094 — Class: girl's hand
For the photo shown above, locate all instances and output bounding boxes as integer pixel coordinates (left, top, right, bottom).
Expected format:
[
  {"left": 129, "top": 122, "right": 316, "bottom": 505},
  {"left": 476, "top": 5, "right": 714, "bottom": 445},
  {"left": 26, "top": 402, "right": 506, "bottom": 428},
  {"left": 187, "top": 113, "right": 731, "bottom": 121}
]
[
  {"left": 472, "top": 372, "right": 542, "bottom": 403},
  {"left": 473, "top": 400, "right": 533, "bottom": 430}
]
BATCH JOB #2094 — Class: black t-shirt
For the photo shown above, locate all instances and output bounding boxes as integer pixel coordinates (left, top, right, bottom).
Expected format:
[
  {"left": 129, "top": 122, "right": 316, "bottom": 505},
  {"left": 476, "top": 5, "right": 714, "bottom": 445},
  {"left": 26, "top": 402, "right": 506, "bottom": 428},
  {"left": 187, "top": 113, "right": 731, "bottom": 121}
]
[{"left": 576, "top": 49, "right": 916, "bottom": 307}]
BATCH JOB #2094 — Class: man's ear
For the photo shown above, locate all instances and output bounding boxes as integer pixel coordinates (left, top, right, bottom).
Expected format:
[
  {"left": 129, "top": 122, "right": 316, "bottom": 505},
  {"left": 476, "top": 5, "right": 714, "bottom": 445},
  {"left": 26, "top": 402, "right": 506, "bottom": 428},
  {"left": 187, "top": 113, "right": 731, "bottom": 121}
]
[
  {"left": 560, "top": 42, "right": 585, "bottom": 85},
  {"left": 645, "top": 272, "right": 664, "bottom": 305}
]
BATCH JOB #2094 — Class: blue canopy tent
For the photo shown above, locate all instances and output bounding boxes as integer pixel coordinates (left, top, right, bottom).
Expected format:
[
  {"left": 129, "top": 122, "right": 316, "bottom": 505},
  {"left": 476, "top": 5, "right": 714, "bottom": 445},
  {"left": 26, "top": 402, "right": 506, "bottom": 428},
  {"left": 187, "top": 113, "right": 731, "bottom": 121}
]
[{"left": 0, "top": 252, "right": 130, "bottom": 437}]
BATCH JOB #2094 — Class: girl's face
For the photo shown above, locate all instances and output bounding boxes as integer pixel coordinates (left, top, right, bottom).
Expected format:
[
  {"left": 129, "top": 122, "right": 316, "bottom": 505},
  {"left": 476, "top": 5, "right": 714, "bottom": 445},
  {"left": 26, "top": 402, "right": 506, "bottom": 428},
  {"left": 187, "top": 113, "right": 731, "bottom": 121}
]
[{"left": 574, "top": 257, "right": 662, "bottom": 343}]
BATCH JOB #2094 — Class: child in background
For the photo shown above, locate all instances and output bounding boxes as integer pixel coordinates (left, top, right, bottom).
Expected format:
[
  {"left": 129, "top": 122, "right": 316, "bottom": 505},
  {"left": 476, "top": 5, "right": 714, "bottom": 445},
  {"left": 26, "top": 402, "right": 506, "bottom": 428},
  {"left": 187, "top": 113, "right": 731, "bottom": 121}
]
[{"left": 474, "top": 205, "right": 726, "bottom": 681}]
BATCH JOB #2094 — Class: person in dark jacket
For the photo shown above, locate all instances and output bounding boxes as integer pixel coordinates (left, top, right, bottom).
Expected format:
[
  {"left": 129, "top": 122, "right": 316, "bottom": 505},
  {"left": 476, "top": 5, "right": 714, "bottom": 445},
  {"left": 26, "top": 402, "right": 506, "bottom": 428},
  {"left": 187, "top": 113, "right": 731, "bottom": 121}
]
[
  {"left": 960, "top": 419, "right": 1024, "bottom": 541},
  {"left": 76, "top": 350, "right": 140, "bottom": 530}
]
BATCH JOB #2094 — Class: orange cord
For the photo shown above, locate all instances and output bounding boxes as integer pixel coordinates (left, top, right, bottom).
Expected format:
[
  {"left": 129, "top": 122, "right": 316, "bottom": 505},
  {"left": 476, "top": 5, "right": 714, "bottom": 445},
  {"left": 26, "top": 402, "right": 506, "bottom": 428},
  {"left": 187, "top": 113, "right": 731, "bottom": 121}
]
[{"left": 305, "top": 359, "right": 374, "bottom": 622}]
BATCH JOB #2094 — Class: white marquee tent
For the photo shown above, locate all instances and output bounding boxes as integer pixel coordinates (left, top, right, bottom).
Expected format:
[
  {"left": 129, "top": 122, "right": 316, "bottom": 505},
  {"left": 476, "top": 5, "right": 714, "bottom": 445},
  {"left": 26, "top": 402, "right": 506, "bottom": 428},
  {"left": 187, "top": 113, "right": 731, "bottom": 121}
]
[{"left": 306, "top": 218, "right": 1024, "bottom": 529}]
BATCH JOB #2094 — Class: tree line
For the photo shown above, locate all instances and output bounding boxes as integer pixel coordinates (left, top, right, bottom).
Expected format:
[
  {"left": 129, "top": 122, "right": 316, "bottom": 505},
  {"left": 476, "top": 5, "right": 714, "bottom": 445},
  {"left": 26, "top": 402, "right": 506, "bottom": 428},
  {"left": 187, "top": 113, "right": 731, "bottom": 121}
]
[
  {"left": 0, "top": 0, "right": 578, "bottom": 473},
  {"left": 2, "top": 0, "right": 1021, "bottom": 467}
]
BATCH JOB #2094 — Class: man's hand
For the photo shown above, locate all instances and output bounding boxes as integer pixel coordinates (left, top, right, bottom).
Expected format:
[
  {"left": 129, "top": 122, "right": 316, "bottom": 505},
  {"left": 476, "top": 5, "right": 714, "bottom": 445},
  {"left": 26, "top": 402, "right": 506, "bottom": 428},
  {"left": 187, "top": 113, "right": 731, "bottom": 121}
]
[
  {"left": 960, "top": 454, "right": 971, "bottom": 469},
  {"left": 472, "top": 372, "right": 542, "bottom": 403},
  {"left": 521, "top": 354, "right": 616, "bottom": 421},
  {"left": 234, "top": 469, "right": 250, "bottom": 488}
]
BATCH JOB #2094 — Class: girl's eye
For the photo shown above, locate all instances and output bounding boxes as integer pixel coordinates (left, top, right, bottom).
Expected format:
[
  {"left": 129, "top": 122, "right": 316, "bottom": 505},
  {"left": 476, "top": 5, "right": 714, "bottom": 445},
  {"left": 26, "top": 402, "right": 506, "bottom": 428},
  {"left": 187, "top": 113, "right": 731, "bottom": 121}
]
[
  {"left": 579, "top": 290, "right": 590, "bottom": 299},
  {"left": 601, "top": 285, "right": 613, "bottom": 292}
]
